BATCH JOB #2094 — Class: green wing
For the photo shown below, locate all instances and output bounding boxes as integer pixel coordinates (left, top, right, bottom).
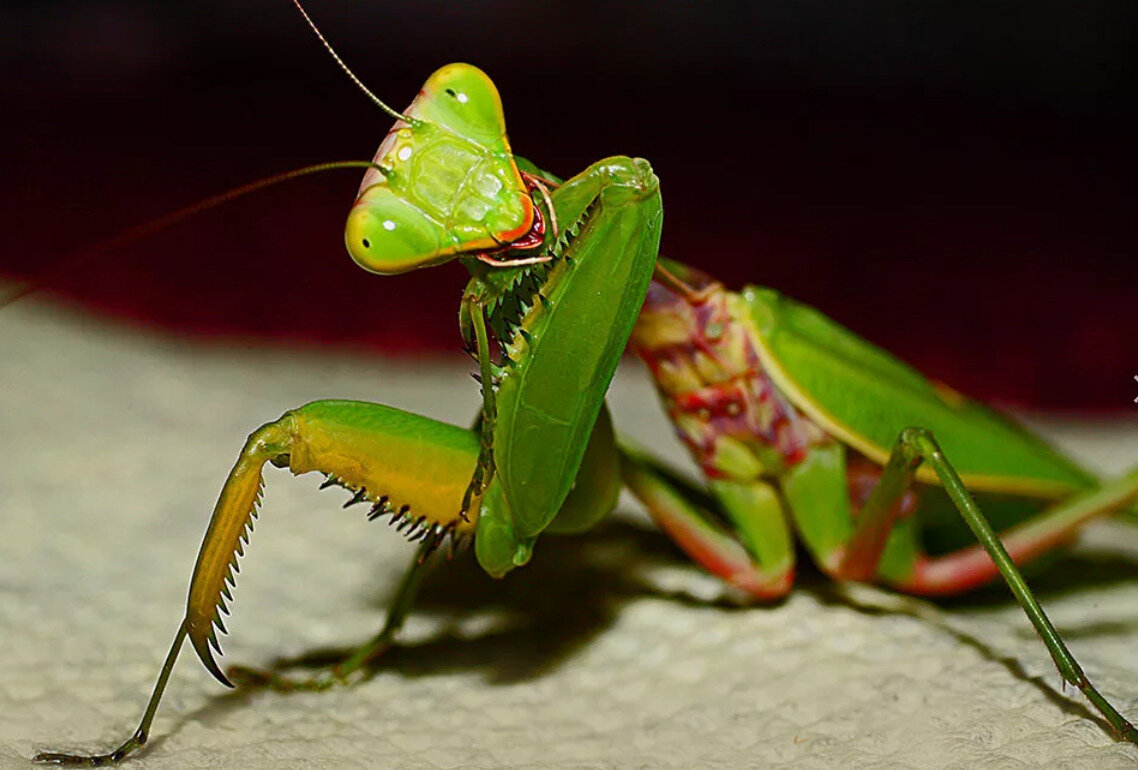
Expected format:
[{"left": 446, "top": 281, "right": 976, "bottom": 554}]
[{"left": 740, "top": 286, "right": 1096, "bottom": 498}]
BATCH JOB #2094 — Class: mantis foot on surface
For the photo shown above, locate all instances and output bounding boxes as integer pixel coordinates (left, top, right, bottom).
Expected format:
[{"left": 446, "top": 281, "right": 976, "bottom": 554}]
[{"left": 33, "top": 625, "right": 188, "bottom": 766}]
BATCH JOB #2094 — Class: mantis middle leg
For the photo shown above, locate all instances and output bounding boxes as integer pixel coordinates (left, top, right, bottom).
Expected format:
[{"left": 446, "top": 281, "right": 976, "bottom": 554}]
[{"left": 227, "top": 539, "right": 438, "bottom": 692}]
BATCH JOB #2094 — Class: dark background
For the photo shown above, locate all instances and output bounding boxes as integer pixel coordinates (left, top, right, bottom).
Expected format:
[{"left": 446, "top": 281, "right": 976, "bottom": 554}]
[{"left": 3, "top": 1, "right": 1135, "bottom": 409}]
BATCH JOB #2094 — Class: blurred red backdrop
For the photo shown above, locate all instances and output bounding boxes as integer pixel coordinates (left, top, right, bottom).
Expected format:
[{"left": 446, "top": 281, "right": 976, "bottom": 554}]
[{"left": 2, "top": 1, "right": 1135, "bottom": 409}]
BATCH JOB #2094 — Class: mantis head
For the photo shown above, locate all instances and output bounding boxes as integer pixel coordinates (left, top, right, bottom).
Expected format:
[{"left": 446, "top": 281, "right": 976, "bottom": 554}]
[{"left": 345, "top": 64, "right": 537, "bottom": 274}]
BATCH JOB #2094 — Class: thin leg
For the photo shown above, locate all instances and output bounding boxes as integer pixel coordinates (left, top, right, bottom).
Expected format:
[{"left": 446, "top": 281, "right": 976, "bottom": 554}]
[
  {"left": 651, "top": 260, "right": 716, "bottom": 304},
  {"left": 907, "top": 466, "right": 1138, "bottom": 594},
  {"left": 34, "top": 623, "right": 189, "bottom": 766},
  {"left": 837, "top": 442, "right": 924, "bottom": 581},
  {"left": 459, "top": 292, "right": 497, "bottom": 519},
  {"left": 227, "top": 540, "right": 437, "bottom": 692},
  {"left": 838, "top": 440, "right": 1138, "bottom": 594},
  {"left": 845, "top": 427, "right": 1138, "bottom": 741},
  {"left": 329, "top": 539, "right": 435, "bottom": 679}
]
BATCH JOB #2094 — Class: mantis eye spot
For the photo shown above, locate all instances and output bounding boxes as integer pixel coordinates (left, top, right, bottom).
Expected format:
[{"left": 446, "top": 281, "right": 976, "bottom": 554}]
[
  {"left": 445, "top": 88, "right": 456, "bottom": 97},
  {"left": 361, "top": 238, "right": 370, "bottom": 249}
]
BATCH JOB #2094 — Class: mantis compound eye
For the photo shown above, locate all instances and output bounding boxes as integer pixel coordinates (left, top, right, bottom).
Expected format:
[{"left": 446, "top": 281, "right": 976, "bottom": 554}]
[
  {"left": 417, "top": 63, "right": 506, "bottom": 147},
  {"left": 345, "top": 186, "right": 444, "bottom": 275}
]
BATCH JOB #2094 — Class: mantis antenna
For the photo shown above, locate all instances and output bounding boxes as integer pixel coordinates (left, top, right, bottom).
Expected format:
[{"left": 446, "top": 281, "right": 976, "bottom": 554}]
[
  {"left": 3, "top": 3, "right": 414, "bottom": 308},
  {"left": 0, "top": 161, "right": 385, "bottom": 309},
  {"left": 290, "top": 0, "right": 418, "bottom": 125}
]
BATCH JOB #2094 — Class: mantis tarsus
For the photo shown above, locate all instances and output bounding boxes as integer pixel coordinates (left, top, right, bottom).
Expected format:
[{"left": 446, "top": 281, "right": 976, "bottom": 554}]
[{"left": 15, "top": 1, "right": 1138, "bottom": 764}]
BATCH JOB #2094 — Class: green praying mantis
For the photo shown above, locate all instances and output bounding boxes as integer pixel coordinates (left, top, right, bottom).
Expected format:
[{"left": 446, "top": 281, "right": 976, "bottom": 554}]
[{"left": 24, "top": 2, "right": 1138, "bottom": 764}]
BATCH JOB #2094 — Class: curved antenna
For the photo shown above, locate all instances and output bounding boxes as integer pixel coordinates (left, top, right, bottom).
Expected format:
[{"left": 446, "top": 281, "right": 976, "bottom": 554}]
[
  {"left": 290, "top": 0, "right": 417, "bottom": 125},
  {"left": 1, "top": 160, "right": 384, "bottom": 309}
]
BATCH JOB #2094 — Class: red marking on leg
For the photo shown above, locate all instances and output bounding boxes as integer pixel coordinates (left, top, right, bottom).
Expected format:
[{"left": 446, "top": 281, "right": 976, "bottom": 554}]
[
  {"left": 653, "top": 506, "right": 794, "bottom": 600},
  {"left": 846, "top": 458, "right": 917, "bottom": 520},
  {"left": 833, "top": 457, "right": 921, "bottom": 581},
  {"left": 900, "top": 528, "right": 1077, "bottom": 595}
]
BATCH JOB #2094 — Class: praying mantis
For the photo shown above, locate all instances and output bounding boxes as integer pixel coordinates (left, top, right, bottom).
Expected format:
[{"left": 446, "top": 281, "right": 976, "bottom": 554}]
[{"left": 11, "top": 2, "right": 1138, "bottom": 765}]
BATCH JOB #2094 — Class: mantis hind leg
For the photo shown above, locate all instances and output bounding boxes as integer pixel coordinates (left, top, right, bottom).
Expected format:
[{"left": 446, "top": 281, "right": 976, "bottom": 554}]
[{"left": 836, "top": 426, "right": 1138, "bottom": 742}]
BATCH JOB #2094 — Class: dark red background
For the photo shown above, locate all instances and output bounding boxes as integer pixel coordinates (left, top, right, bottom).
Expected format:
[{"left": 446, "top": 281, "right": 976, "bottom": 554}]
[{"left": 3, "top": 1, "right": 1136, "bottom": 410}]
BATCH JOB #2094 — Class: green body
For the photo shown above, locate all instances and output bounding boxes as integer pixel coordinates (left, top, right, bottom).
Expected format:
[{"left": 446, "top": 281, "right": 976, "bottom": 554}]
[{"left": 741, "top": 284, "right": 1102, "bottom": 582}]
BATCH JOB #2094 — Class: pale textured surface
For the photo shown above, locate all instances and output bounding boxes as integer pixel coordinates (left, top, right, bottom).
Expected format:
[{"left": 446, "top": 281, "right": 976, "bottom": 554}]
[{"left": 4, "top": 299, "right": 1138, "bottom": 769}]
